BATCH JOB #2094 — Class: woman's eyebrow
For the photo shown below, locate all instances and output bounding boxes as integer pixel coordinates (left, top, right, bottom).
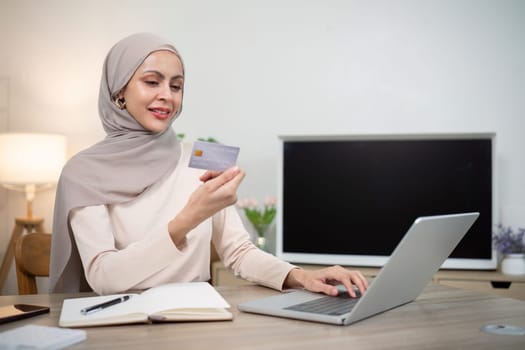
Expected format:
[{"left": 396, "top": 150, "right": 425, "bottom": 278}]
[{"left": 142, "top": 70, "right": 184, "bottom": 81}]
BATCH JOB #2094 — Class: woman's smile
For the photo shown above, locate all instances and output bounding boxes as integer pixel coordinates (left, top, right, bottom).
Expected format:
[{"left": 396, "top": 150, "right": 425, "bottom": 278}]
[{"left": 149, "top": 106, "right": 172, "bottom": 120}]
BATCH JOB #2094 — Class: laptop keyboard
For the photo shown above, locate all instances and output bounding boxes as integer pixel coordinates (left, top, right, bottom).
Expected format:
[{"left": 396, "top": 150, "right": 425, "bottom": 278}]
[{"left": 284, "top": 293, "right": 361, "bottom": 316}]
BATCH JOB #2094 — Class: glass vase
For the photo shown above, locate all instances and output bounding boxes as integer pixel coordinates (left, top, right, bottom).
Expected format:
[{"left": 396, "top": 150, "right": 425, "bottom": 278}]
[{"left": 255, "top": 236, "right": 267, "bottom": 250}]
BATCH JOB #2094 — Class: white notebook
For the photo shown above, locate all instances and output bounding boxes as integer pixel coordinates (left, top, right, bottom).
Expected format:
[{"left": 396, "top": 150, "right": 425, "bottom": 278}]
[
  {"left": 59, "top": 282, "right": 232, "bottom": 327},
  {"left": 0, "top": 324, "right": 86, "bottom": 350}
]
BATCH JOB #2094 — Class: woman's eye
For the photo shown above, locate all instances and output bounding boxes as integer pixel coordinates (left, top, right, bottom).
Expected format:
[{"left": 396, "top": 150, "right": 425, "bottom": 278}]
[
  {"left": 145, "top": 80, "right": 158, "bottom": 86},
  {"left": 170, "top": 85, "right": 182, "bottom": 91}
]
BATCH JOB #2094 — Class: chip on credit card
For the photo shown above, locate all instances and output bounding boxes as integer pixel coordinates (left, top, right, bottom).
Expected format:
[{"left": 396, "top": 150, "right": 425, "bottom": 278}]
[{"left": 188, "top": 141, "right": 240, "bottom": 171}]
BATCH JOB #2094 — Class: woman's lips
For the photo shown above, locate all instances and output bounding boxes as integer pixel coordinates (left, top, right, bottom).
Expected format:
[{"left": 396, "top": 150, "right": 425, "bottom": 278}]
[{"left": 149, "top": 107, "right": 171, "bottom": 120}]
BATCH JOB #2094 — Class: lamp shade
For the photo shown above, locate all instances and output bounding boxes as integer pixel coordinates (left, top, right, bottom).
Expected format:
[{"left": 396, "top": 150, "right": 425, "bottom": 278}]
[{"left": 0, "top": 133, "right": 67, "bottom": 185}]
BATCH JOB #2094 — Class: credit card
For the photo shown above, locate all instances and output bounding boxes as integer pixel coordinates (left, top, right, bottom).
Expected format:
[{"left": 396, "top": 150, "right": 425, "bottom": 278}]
[{"left": 188, "top": 141, "right": 240, "bottom": 171}]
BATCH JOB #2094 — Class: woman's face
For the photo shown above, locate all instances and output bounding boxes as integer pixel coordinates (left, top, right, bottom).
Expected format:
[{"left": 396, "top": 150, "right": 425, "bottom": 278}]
[{"left": 121, "top": 50, "right": 184, "bottom": 133}]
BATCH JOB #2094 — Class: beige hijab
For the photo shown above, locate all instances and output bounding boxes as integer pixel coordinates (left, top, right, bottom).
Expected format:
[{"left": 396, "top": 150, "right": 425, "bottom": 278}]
[{"left": 49, "top": 33, "right": 184, "bottom": 293}]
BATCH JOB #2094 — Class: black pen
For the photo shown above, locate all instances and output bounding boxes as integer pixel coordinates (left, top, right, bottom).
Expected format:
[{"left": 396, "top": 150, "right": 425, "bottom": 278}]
[{"left": 80, "top": 295, "right": 132, "bottom": 315}]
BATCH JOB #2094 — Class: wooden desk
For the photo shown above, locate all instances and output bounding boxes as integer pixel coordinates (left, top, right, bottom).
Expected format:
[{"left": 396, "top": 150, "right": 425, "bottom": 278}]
[
  {"left": 212, "top": 262, "right": 525, "bottom": 300},
  {"left": 1, "top": 284, "right": 524, "bottom": 349}
]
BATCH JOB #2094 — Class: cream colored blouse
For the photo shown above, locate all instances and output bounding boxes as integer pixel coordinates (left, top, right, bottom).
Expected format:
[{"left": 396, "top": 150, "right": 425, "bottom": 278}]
[{"left": 70, "top": 142, "right": 295, "bottom": 295}]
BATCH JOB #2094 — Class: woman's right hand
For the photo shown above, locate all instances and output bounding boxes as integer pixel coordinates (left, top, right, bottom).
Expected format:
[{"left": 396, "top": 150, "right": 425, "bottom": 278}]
[
  {"left": 189, "top": 166, "right": 245, "bottom": 222},
  {"left": 168, "top": 167, "right": 245, "bottom": 247}
]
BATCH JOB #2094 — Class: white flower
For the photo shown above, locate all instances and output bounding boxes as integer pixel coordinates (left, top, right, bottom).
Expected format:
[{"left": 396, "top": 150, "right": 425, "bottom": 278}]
[
  {"left": 237, "top": 198, "right": 258, "bottom": 209},
  {"left": 264, "top": 196, "right": 277, "bottom": 207}
]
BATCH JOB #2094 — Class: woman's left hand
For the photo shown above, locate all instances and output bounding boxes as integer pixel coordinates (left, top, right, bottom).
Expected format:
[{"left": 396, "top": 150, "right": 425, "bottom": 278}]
[{"left": 284, "top": 265, "right": 368, "bottom": 298}]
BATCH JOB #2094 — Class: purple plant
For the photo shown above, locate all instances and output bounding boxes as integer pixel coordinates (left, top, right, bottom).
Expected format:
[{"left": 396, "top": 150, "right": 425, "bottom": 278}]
[{"left": 493, "top": 223, "right": 525, "bottom": 254}]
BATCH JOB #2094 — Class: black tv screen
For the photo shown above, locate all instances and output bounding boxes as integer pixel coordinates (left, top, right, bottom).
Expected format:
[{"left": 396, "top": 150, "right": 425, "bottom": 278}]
[{"left": 276, "top": 133, "right": 496, "bottom": 270}]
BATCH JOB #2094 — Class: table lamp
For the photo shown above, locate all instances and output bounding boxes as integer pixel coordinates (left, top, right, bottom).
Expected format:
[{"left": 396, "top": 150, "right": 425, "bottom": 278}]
[{"left": 0, "top": 132, "right": 67, "bottom": 290}]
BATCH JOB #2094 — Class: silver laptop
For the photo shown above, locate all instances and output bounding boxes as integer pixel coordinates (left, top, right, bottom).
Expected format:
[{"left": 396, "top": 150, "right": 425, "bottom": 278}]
[{"left": 238, "top": 212, "right": 479, "bottom": 326}]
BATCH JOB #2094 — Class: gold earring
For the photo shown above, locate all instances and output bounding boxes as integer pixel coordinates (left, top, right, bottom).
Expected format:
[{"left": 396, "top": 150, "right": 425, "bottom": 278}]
[{"left": 113, "top": 97, "right": 126, "bottom": 109}]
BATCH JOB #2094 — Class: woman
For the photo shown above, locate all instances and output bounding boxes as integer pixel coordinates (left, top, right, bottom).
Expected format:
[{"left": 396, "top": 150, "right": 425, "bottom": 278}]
[{"left": 49, "top": 33, "right": 368, "bottom": 297}]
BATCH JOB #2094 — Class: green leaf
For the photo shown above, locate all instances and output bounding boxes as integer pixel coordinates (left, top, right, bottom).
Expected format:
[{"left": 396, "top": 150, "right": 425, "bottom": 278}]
[{"left": 197, "top": 137, "right": 219, "bottom": 143}]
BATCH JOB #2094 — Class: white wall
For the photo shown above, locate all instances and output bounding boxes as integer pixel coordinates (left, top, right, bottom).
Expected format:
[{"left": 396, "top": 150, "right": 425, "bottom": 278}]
[{"left": 0, "top": 0, "right": 524, "bottom": 294}]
